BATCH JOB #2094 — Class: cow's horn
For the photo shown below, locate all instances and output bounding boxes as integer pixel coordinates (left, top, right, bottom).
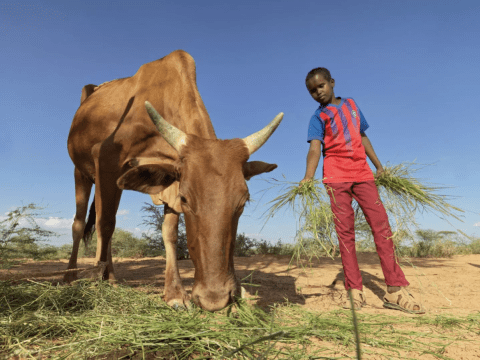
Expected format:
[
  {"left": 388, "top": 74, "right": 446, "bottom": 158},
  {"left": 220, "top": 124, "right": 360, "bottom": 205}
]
[
  {"left": 242, "top": 112, "right": 284, "bottom": 155},
  {"left": 145, "top": 101, "right": 187, "bottom": 152}
]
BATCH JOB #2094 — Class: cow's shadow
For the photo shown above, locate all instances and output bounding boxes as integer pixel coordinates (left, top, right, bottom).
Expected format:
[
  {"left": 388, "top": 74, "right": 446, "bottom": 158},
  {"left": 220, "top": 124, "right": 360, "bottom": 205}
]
[
  {"left": 99, "top": 256, "right": 394, "bottom": 307},
  {"left": 110, "top": 257, "right": 305, "bottom": 307},
  {"left": 236, "top": 268, "right": 305, "bottom": 307},
  {"left": 112, "top": 257, "right": 195, "bottom": 291}
]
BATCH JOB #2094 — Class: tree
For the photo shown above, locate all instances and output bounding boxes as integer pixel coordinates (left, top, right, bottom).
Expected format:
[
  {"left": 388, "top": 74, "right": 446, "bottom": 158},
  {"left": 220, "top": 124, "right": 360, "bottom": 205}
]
[
  {"left": 77, "top": 228, "right": 148, "bottom": 258},
  {"left": 234, "top": 233, "right": 257, "bottom": 257},
  {"left": 111, "top": 229, "right": 148, "bottom": 257},
  {"left": 408, "top": 229, "right": 457, "bottom": 258},
  {"left": 0, "top": 204, "right": 58, "bottom": 268},
  {"left": 140, "top": 203, "right": 189, "bottom": 259}
]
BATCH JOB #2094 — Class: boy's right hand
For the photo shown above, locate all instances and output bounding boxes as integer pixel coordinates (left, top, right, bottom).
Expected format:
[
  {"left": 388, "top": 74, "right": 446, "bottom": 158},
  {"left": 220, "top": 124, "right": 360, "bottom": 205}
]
[{"left": 299, "top": 178, "right": 312, "bottom": 187}]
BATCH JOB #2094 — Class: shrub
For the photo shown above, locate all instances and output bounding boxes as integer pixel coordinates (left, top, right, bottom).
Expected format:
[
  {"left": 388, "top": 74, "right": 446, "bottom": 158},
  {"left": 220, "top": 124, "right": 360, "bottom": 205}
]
[
  {"left": 234, "top": 233, "right": 257, "bottom": 257},
  {"left": 111, "top": 229, "right": 148, "bottom": 258},
  {"left": 140, "top": 203, "right": 188, "bottom": 259},
  {"left": 465, "top": 237, "right": 480, "bottom": 254},
  {"left": 0, "top": 204, "right": 58, "bottom": 268},
  {"left": 396, "top": 230, "right": 459, "bottom": 258}
]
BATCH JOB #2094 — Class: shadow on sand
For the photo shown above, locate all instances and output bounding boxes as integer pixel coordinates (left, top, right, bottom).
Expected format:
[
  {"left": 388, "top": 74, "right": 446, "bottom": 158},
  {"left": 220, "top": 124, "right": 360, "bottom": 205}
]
[{"left": 2, "top": 252, "right": 474, "bottom": 310}]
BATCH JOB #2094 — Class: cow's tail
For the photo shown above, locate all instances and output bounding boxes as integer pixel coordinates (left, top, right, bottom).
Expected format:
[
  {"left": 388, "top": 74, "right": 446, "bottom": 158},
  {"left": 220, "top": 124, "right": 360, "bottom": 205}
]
[{"left": 83, "top": 197, "right": 96, "bottom": 247}]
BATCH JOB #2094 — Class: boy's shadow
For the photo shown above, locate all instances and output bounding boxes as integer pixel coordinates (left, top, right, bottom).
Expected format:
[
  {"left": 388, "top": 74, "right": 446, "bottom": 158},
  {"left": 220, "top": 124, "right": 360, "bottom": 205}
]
[{"left": 331, "top": 269, "right": 388, "bottom": 302}]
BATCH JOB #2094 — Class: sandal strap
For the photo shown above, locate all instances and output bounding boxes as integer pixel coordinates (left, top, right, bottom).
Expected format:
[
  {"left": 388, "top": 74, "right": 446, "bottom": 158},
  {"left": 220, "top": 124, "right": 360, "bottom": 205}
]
[
  {"left": 384, "top": 288, "right": 422, "bottom": 311},
  {"left": 343, "top": 289, "right": 366, "bottom": 309}
]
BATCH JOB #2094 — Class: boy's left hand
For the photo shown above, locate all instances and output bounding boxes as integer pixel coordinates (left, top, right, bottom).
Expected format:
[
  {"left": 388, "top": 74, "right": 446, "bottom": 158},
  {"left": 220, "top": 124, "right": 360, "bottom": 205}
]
[{"left": 375, "top": 167, "right": 385, "bottom": 178}]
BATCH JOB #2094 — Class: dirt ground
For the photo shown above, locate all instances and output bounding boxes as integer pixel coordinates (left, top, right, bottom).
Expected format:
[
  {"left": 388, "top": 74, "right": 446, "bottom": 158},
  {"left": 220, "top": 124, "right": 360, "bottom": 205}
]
[{"left": 2, "top": 253, "right": 480, "bottom": 358}]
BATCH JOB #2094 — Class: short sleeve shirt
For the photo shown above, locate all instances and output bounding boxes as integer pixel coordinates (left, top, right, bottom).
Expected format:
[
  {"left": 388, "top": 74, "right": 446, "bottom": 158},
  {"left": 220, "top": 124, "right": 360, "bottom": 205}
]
[{"left": 307, "top": 98, "right": 374, "bottom": 183}]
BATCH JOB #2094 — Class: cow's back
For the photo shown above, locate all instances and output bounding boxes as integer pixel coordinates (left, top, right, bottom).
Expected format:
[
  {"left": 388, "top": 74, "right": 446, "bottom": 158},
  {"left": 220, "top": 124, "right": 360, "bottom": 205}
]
[
  {"left": 68, "top": 50, "right": 216, "bottom": 178},
  {"left": 129, "top": 50, "right": 215, "bottom": 138}
]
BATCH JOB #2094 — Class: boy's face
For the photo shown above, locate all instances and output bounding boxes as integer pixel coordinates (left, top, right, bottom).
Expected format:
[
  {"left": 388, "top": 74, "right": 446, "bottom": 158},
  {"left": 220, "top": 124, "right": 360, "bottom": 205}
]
[{"left": 306, "top": 74, "right": 335, "bottom": 105}]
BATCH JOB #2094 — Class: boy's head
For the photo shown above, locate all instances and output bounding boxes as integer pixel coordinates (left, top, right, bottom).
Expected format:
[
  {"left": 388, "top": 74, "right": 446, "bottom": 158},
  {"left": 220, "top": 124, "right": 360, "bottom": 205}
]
[
  {"left": 305, "top": 67, "right": 335, "bottom": 106},
  {"left": 305, "top": 67, "right": 332, "bottom": 83}
]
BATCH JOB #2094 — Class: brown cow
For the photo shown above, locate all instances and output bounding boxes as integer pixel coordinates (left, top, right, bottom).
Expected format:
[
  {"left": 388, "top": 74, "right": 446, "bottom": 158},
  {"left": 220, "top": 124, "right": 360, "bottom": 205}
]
[{"left": 65, "top": 50, "right": 283, "bottom": 311}]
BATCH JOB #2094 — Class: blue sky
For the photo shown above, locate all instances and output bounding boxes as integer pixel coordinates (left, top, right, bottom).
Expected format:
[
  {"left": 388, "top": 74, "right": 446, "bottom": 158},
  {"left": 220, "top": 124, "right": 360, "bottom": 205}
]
[{"left": 1, "top": 0, "right": 479, "bottom": 246}]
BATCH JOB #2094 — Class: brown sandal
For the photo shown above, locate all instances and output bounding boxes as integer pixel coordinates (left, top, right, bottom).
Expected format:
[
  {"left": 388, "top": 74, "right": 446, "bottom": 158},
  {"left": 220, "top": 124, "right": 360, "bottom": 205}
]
[
  {"left": 383, "top": 287, "right": 425, "bottom": 314},
  {"left": 343, "top": 289, "right": 366, "bottom": 310}
]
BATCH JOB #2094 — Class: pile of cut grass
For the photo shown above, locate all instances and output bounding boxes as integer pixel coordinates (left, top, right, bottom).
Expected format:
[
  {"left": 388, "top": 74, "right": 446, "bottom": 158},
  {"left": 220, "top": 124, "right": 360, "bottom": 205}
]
[
  {"left": 262, "top": 162, "right": 466, "bottom": 259},
  {"left": 1, "top": 280, "right": 479, "bottom": 359}
]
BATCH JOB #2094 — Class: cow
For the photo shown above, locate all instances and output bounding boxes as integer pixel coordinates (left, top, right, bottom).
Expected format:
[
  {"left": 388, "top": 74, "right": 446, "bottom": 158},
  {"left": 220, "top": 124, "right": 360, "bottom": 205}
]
[{"left": 65, "top": 50, "right": 283, "bottom": 311}]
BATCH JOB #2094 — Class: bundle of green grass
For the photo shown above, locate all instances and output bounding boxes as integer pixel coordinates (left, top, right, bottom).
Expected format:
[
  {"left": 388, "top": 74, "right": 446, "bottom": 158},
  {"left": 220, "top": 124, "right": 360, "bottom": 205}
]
[{"left": 263, "top": 162, "right": 464, "bottom": 259}]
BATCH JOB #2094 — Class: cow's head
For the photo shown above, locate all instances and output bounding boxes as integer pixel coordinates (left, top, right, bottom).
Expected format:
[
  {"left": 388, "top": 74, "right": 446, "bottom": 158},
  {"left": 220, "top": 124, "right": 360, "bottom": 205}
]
[{"left": 117, "top": 101, "right": 283, "bottom": 311}]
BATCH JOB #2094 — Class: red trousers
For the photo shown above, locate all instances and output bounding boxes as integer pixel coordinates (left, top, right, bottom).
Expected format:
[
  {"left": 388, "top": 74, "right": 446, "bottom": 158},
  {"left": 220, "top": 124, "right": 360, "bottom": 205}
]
[{"left": 325, "top": 180, "right": 409, "bottom": 290}]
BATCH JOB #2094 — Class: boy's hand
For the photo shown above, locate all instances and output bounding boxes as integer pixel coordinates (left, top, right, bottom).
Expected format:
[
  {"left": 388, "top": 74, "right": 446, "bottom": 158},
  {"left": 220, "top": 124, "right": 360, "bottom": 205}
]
[
  {"left": 299, "top": 178, "right": 312, "bottom": 187},
  {"left": 375, "top": 167, "right": 385, "bottom": 178}
]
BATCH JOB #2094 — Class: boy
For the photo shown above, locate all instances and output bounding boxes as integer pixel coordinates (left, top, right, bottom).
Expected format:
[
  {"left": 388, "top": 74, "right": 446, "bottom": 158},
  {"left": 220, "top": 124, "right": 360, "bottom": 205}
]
[{"left": 301, "top": 67, "right": 424, "bottom": 314}]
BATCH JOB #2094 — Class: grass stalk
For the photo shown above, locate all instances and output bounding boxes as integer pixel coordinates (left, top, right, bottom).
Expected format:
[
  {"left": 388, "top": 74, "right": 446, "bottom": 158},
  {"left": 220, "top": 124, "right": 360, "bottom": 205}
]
[
  {"left": 348, "top": 290, "right": 362, "bottom": 360},
  {"left": 1, "top": 280, "right": 479, "bottom": 359}
]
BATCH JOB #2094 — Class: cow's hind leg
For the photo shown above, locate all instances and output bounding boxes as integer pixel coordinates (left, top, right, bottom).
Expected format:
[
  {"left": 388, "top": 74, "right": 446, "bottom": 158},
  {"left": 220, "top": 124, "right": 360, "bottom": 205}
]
[
  {"left": 163, "top": 205, "right": 190, "bottom": 308},
  {"left": 64, "top": 167, "right": 93, "bottom": 282},
  {"left": 93, "top": 161, "right": 123, "bottom": 282},
  {"left": 94, "top": 188, "right": 122, "bottom": 282}
]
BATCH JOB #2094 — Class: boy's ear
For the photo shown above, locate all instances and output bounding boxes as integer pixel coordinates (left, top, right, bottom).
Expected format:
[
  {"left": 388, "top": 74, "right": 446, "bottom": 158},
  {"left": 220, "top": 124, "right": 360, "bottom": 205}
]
[
  {"left": 243, "top": 161, "right": 277, "bottom": 180},
  {"left": 330, "top": 78, "right": 335, "bottom": 87}
]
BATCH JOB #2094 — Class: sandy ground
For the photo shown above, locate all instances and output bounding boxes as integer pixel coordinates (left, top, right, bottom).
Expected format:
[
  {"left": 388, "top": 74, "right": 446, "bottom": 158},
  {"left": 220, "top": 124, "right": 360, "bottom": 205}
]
[{"left": 2, "top": 253, "right": 480, "bottom": 358}]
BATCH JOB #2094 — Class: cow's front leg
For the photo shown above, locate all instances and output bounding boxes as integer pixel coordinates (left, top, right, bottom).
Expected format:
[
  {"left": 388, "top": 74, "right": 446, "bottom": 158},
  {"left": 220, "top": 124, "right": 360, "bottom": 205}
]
[{"left": 163, "top": 205, "right": 190, "bottom": 308}]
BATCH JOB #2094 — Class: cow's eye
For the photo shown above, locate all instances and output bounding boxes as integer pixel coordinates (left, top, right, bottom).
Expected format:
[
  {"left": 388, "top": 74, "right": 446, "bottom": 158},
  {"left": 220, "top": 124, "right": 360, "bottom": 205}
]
[
  {"left": 236, "top": 192, "right": 250, "bottom": 213},
  {"left": 180, "top": 195, "right": 187, "bottom": 203}
]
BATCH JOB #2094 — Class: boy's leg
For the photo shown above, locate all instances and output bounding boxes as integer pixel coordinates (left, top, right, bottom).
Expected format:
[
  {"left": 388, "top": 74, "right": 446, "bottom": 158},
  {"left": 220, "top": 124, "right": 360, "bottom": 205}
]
[
  {"left": 351, "top": 181, "right": 409, "bottom": 287},
  {"left": 326, "top": 182, "right": 363, "bottom": 290}
]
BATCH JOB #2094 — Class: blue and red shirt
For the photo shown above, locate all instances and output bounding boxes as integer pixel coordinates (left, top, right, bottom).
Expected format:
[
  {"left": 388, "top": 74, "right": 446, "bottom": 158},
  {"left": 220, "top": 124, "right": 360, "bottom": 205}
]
[{"left": 307, "top": 98, "right": 374, "bottom": 183}]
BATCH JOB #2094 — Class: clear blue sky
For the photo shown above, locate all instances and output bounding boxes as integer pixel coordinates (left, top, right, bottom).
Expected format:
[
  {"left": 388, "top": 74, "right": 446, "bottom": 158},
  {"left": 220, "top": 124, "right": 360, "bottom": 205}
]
[{"left": 1, "top": 0, "right": 479, "bottom": 246}]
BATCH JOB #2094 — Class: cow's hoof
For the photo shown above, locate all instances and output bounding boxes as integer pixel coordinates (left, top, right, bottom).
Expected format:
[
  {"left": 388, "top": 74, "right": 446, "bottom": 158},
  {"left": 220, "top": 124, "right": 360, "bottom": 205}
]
[
  {"left": 169, "top": 300, "right": 193, "bottom": 311},
  {"left": 167, "top": 296, "right": 192, "bottom": 310}
]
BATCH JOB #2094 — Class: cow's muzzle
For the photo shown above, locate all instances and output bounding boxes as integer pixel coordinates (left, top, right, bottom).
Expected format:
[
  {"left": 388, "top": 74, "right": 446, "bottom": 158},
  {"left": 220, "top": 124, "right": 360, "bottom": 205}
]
[{"left": 192, "top": 280, "right": 240, "bottom": 312}]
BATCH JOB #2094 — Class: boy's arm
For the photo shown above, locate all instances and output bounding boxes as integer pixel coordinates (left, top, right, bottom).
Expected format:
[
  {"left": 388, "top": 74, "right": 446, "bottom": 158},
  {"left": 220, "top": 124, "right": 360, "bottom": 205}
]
[
  {"left": 301, "top": 139, "right": 322, "bottom": 183},
  {"left": 361, "top": 133, "right": 385, "bottom": 177}
]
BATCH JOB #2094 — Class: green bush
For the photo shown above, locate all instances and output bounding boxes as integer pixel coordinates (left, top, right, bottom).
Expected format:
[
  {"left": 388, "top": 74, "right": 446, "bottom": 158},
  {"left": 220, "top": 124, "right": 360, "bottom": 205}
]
[
  {"left": 111, "top": 229, "right": 148, "bottom": 258},
  {"left": 0, "top": 204, "right": 58, "bottom": 268},
  {"left": 397, "top": 230, "right": 464, "bottom": 258},
  {"left": 454, "top": 236, "right": 480, "bottom": 255},
  {"left": 233, "top": 234, "right": 295, "bottom": 256},
  {"left": 140, "top": 203, "right": 188, "bottom": 259},
  {"left": 234, "top": 233, "right": 257, "bottom": 256},
  {"left": 465, "top": 237, "right": 480, "bottom": 254},
  {"left": 253, "top": 239, "right": 294, "bottom": 256},
  {"left": 82, "top": 229, "right": 148, "bottom": 258}
]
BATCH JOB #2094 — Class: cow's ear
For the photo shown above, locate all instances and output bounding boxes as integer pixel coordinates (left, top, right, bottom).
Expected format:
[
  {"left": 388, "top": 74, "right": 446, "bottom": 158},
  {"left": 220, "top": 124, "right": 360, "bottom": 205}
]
[
  {"left": 117, "top": 163, "right": 177, "bottom": 194},
  {"left": 243, "top": 161, "right": 277, "bottom": 180}
]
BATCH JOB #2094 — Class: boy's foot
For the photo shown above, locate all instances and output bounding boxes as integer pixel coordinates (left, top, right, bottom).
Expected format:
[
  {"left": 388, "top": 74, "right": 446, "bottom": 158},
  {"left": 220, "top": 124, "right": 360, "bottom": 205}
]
[
  {"left": 383, "top": 287, "right": 425, "bottom": 314},
  {"left": 343, "top": 289, "right": 366, "bottom": 310}
]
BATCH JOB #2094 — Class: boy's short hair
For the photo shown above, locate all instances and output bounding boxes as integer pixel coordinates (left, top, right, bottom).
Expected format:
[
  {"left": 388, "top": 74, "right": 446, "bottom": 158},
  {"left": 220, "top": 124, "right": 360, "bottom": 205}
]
[{"left": 305, "top": 67, "right": 332, "bottom": 83}]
